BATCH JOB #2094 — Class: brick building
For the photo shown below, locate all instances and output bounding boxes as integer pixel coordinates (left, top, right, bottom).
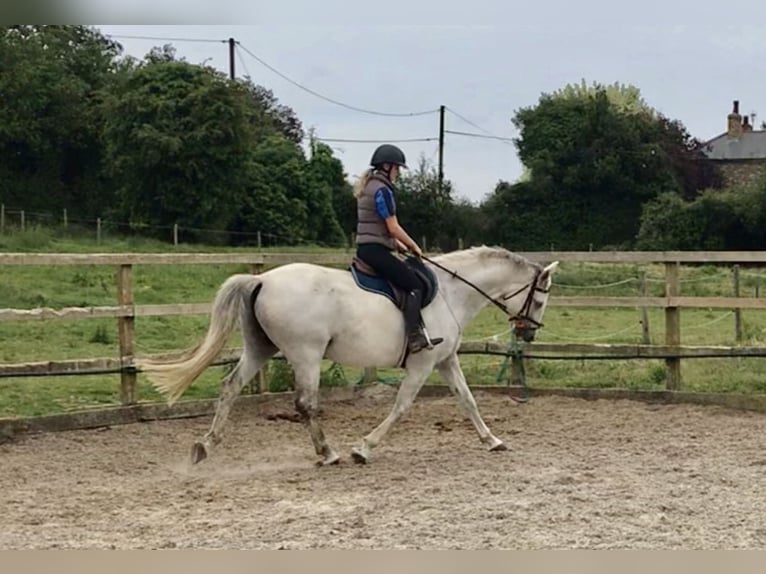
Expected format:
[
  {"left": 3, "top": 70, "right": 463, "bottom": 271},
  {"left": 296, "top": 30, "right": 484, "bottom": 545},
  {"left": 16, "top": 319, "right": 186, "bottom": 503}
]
[{"left": 702, "top": 100, "right": 766, "bottom": 188}]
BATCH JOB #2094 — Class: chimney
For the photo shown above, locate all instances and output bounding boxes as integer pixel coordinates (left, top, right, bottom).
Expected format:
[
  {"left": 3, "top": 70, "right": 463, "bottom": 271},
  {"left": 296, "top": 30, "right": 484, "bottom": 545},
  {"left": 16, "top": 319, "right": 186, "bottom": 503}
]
[
  {"left": 728, "top": 99, "right": 743, "bottom": 138},
  {"left": 743, "top": 115, "right": 753, "bottom": 133}
]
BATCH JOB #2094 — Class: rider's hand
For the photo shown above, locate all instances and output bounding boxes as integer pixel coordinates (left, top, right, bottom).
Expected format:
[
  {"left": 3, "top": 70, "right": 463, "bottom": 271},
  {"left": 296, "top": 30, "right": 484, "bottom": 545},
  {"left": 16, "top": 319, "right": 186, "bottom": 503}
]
[{"left": 410, "top": 243, "right": 423, "bottom": 258}]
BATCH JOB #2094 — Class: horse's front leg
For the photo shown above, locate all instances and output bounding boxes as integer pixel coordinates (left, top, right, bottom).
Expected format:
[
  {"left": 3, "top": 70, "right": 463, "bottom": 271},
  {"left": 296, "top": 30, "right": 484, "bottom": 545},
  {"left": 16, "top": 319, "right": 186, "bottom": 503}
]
[
  {"left": 437, "top": 352, "right": 507, "bottom": 452},
  {"left": 351, "top": 364, "right": 431, "bottom": 464}
]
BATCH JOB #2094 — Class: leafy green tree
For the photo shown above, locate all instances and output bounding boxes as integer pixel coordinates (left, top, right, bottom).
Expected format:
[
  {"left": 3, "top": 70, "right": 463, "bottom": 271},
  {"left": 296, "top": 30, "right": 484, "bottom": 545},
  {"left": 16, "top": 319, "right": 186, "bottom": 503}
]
[
  {"left": 233, "top": 136, "right": 312, "bottom": 244},
  {"left": 481, "top": 178, "right": 574, "bottom": 250},
  {"left": 395, "top": 156, "right": 457, "bottom": 249},
  {"left": 509, "top": 89, "right": 669, "bottom": 248},
  {"left": 637, "top": 169, "right": 766, "bottom": 250},
  {"left": 101, "top": 58, "right": 254, "bottom": 239},
  {"left": 652, "top": 116, "right": 723, "bottom": 200},
  {"left": 0, "top": 25, "right": 123, "bottom": 216},
  {"left": 488, "top": 83, "right": 720, "bottom": 249},
  {"left": 241, "top": 81, "right": 304, "bottom": 145},
  {"left": 552, "top": 79, "right": 652, "bottom": 115},
  {"left": 306, "top": 140, "right": 349, "bottom": 246}
]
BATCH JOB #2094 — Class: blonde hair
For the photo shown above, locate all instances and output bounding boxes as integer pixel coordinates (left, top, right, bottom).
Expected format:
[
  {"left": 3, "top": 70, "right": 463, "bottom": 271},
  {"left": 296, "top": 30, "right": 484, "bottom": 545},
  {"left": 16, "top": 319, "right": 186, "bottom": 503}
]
[{"left": 353, "top": 168, "right": 374, "bottom": 198}]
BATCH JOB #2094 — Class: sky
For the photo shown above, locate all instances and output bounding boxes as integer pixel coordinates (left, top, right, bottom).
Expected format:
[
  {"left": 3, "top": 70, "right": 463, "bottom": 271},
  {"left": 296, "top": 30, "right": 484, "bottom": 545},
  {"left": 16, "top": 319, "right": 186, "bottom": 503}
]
[{"left": 90, "top": 1, "right": 766, "bottom": 203}]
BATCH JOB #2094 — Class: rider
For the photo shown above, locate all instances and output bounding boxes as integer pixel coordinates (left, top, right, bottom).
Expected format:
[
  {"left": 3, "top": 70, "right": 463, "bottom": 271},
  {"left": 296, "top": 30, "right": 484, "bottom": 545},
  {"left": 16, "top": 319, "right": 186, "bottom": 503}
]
[{"left": 353, "top": 144, "right": 442, "bottom": 354}]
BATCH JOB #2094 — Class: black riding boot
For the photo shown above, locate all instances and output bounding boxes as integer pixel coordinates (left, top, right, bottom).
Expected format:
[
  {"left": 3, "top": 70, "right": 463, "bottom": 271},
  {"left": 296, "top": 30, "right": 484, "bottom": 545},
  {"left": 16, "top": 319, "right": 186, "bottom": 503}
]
[{"left": 403, "top": 289, "right": 442, "bottom": 353}]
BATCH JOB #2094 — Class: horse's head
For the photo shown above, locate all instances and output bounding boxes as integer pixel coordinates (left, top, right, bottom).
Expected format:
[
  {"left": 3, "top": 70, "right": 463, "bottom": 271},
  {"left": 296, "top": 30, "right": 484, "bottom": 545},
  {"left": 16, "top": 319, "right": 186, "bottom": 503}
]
[
  {"left": 429, "top": 246, "right": 558, "bottom": 341},
  {"left": 504, "top": 260, "right": 558, "bottom": 342}
]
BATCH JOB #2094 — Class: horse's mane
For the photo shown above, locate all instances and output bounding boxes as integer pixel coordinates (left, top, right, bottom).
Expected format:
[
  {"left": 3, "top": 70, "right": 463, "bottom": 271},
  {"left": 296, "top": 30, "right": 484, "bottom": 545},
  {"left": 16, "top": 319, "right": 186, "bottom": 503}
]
[{"left": 434, "top": 245, "right": 541, "bottom": 270}]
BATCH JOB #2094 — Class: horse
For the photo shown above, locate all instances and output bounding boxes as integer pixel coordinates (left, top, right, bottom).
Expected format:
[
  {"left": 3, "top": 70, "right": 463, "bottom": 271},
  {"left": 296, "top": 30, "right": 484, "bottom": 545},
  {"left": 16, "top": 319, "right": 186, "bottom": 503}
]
[{"left": 135, "top": 245, "right": 559, "bottom": 466}]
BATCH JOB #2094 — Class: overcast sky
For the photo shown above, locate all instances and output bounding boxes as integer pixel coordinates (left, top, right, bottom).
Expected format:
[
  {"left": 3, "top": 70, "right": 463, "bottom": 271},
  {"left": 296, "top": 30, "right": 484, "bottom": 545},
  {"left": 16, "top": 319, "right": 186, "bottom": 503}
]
[{"left": 94, "top": 1, "right": 766, "bottom": 203}]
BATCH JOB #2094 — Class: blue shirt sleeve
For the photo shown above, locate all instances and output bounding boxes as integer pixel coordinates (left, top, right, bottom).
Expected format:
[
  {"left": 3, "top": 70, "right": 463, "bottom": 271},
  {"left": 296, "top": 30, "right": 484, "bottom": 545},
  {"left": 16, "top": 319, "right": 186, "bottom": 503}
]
[{"left": 374, "top": 186, "right": 396, "bottom": 219}]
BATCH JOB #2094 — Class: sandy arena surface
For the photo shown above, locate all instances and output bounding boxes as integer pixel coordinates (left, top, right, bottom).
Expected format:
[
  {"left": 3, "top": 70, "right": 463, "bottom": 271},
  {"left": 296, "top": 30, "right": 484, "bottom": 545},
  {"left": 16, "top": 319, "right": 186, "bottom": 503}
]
[{"left": 1, "top": 385, "right": 765, "bottom": 549}]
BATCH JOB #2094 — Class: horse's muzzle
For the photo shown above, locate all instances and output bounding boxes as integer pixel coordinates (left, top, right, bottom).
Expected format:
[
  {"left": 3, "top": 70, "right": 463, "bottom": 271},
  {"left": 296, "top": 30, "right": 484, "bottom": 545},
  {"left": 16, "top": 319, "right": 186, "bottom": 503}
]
[
  {"left": 513, "top": 320, "right": 537, "bottom": 342},
  {"left": 520, "top": 328, "right": 536, "bottom": 343}
]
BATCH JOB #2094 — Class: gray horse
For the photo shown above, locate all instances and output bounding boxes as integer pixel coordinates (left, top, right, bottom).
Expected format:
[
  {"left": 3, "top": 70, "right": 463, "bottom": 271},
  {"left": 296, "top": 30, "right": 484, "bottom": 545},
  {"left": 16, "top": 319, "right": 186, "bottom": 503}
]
[{"left": 136, "top": 246, "right": 558, "bottom": 466}]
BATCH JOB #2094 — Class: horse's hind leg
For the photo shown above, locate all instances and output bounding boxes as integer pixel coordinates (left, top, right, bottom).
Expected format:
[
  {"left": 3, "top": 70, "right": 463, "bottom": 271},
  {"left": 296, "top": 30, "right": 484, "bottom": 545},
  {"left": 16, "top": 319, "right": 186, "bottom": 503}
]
[
  {"left": 191, "top": 349, "right": 270, "bottom": 464},
  {"left": 291, "top": 357, "right": 340, "bottom": 466}
]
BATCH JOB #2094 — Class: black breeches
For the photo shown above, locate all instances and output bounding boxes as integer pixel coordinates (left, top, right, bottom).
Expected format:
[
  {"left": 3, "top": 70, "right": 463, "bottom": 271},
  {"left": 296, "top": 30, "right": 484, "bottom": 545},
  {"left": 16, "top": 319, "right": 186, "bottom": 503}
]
[{"left": 356, "top": 243, "right": 422, "bottom": 333}]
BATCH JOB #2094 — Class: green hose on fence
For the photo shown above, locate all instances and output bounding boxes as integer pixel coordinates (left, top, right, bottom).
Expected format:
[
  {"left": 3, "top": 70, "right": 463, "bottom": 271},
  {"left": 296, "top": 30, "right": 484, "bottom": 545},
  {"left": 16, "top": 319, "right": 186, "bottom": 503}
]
[{"left": 495, "top": 327, "right": 529, "bottom": 402}]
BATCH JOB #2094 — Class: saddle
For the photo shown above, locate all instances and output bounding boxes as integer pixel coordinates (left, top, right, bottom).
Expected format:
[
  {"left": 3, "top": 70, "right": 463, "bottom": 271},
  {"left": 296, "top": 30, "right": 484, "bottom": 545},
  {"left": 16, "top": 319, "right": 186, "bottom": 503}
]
[{"left": 349, "top": 255, "right": 438, "bottom": 310}]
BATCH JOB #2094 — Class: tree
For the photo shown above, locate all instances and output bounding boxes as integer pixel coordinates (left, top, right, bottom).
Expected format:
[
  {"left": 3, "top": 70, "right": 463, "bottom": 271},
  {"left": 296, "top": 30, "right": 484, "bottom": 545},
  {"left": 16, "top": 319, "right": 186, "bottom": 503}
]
[
  {"left": 307, "top": 139, "right": 350, "bottom": 246},
  {"left": 637, "top": 169, "right": 766, "bottom": 250},
  {"left": 101, "top": 58, "right": 254, "bottom": 239},
  {"left": 0, "top": 25, "right": 123, "bottom": 216},
  {"left": 552, "top": 79, "right": 652, "bottom": 115},
  {"left": 235, "top": 137, "right": 310, "bottom": 245},
  {"left": 239, "top": 80, "right": 304, "bottom": 145},
  {"left": 481, "top": 178, "right": 573, "bottom": 250},
  {"left": 500, "top": 84, "right": 715, "bottom": 249},
  {"left": 551, "top": 80, "right": 722, "bottom": 197},
  {"left": 395, "top": 155, "right": 457, "bottom": 250},
  {"left": 653, "top": 116, "right": 723, "bottom": 200}
]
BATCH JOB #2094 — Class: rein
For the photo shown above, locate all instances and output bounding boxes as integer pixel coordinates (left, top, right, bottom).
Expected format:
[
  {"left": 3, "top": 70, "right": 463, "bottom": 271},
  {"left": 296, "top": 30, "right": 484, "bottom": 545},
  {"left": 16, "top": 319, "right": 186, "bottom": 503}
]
[{"left": 419, "top": 253, "right": 549, "bottom": 328}]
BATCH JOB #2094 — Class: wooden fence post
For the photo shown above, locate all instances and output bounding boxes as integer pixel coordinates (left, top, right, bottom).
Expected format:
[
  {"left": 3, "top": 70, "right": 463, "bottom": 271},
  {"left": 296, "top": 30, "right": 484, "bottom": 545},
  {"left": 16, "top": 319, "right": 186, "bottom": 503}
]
[
  {"left": 640, "top": 272, "right": 651, "bottom": 345},
  {"left": 116, "top": 264, "right": 136, "bottom": 405},
  {"left": 665, "top": 262, "right": 681, "bottom": 390},
  {"left": 0, "top": 204, "right": 4, "bottom": 234},
  {"left": 173, "top": 224, "right": 179, "bottom": 246},
  {"left": 362, "top": 367, "right": 378, "bottom": 385},
  {"left": 733, "top": 264, "right": 742, "bottom": 342}
]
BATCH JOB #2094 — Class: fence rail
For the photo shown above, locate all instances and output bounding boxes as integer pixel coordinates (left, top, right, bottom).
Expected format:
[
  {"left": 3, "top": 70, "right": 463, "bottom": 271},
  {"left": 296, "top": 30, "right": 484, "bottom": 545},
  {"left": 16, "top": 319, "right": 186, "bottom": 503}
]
[
  {"left": 2, "top": 251, "right": 766, "bottom": 402},
  {"left": 6, "top": 250, "right": 766, "bottom": 266}
]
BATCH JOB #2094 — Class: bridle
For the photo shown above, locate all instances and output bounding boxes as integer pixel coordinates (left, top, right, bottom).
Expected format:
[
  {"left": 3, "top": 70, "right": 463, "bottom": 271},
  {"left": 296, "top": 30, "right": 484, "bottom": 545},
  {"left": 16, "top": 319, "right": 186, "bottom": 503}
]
[
  {"left": 420, "top": 254, "right": 550, "bottom": 332},
  {"left": 501, "top": 274, "right": 550, "bottom": 329}
]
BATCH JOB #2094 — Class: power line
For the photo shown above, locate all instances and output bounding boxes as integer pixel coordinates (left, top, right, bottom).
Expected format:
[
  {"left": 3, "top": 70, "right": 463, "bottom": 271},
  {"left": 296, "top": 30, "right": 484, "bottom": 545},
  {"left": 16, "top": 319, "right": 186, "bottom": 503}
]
[
  {"left": 105, "top": 34, "right": 226, "bottom": 44},
  {"left": 444, "top": 129, "right": 515, "bottom": 142},
  {"left": 237, "top": 42, "right": 439, "bottom": 118},
  {"left": 445, "top": 106, "right": 514, "bottom": 146},
  {"left": 234, "top": 44, "right": 253, "bottom": 79},
  {"left": 315, "top": 137, "right": 438, "bottom": 144}
]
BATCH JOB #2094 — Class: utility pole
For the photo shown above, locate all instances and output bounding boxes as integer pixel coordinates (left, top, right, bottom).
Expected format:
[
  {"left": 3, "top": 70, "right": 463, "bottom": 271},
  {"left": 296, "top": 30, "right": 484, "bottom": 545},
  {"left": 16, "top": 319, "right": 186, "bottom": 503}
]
[
  {"left": 228, "top": 38, "right": 236, "bottom": 80},
  {"left": 438, "top": 104, "right": 445, "bottom": 195}
]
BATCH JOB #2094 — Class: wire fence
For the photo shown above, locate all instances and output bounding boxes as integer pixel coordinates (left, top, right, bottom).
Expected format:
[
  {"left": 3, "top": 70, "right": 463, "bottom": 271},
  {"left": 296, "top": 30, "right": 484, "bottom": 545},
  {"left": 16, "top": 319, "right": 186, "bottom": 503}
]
[
  {"left": 0, "top": 205, "right": 475, "bottom": 253},
  {"left": 0, "top": 205, "right": 354, "bottom": 250}
]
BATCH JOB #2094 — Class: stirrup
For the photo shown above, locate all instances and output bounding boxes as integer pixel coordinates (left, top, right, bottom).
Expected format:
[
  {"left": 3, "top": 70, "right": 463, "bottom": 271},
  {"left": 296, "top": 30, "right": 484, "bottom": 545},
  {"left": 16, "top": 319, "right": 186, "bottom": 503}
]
[
  {"left": 407, "top": 332, "right": 429, "bottom": 354},
  {"left": 408, "top": 327, "right": 443, "bottom": 353},
  {"left": 422, "top": 326, "right": 444, "bottom": 349}
]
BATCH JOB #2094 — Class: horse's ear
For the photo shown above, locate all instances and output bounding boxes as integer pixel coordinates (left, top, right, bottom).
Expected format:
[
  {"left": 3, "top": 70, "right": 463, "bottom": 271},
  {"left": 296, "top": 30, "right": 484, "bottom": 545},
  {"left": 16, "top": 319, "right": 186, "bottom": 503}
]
[{"left": 541, "top": 261, "right": 559, "bottom": 279}]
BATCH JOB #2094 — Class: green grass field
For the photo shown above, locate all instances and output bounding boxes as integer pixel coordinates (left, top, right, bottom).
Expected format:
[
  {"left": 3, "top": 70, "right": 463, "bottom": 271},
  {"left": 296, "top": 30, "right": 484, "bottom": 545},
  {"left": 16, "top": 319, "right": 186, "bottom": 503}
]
[{"left": 3, "top": 227, "right": 766, "bottom": 418}]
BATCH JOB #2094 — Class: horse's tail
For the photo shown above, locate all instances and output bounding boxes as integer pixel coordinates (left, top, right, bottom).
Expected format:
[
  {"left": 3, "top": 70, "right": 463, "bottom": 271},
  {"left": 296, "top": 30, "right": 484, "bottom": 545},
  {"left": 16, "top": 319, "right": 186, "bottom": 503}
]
[{"left": 135, "top": 273, "right": 261, "bottom": 405}]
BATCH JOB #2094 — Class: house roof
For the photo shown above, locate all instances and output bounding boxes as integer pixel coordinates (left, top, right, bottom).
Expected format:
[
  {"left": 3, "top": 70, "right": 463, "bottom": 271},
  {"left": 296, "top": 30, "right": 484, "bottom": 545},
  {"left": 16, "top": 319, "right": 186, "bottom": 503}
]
[{"left": 703, "top": 131, "right": 766, "bottom": 160}]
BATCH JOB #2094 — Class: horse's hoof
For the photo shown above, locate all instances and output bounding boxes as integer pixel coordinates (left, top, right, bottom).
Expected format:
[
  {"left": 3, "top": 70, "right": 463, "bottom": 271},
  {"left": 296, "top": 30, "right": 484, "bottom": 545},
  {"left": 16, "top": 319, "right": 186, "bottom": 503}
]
[
  {"left": 489, "top": 441, "right": 508, "bottom": 452},
  {"left": 191, "top": 442, "right": 208, "bottom": 464},
  {"left": 350, "top": 447, "right": 368, "bottom": 464},
  {"left": 316, "top": 452, "right": 341, "bottom": 467}
]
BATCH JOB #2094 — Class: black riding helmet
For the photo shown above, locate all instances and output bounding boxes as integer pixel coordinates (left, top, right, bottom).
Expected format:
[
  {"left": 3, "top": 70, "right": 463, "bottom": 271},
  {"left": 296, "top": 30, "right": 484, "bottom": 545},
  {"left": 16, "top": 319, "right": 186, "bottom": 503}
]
[{"left": 370, "top": 144, "right": 407, "bottom": 169}]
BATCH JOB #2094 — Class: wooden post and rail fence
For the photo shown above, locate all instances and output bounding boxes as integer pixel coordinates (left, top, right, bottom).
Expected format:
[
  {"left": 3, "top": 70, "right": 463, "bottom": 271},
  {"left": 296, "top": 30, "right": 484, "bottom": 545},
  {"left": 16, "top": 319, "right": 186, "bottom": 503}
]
[{"left": 3, "top": 250, "right": 766, "bottom": 410}]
